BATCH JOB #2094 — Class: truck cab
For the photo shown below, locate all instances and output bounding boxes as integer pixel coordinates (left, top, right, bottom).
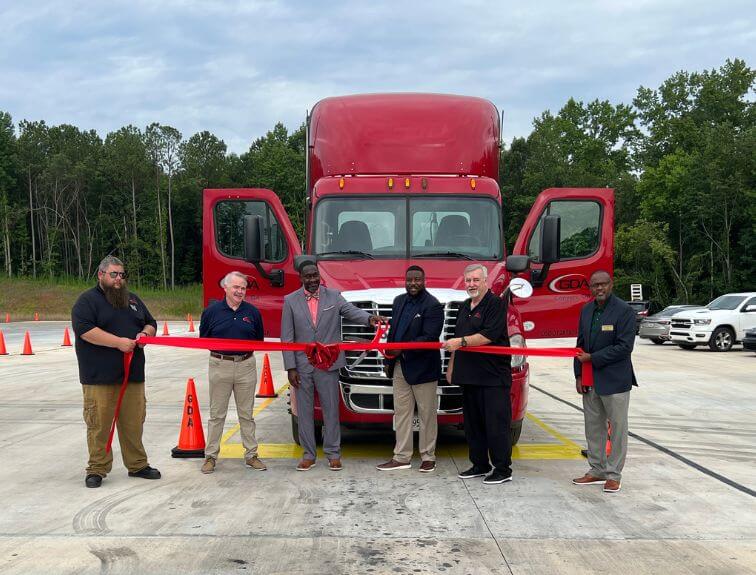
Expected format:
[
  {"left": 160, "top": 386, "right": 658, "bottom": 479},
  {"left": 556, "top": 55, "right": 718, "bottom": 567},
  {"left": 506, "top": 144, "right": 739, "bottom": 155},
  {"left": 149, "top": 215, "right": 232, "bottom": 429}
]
[{"left": 202, "top": 94, "right": 615, "bottom": 445}]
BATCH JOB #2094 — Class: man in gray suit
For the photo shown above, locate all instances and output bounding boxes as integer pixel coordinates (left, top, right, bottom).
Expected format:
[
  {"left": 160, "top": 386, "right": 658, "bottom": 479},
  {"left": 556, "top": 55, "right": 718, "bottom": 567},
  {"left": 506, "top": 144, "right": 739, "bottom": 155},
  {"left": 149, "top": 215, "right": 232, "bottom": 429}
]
[{"left": 282, "top": 261, "right": 385, "bottom": 471}]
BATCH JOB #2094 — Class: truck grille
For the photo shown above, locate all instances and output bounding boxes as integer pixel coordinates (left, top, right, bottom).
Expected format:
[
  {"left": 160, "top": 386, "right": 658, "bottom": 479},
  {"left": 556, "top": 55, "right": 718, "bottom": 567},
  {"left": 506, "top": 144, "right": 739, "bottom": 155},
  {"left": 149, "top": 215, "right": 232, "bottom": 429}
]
[
  {"left": 341, "top": 300, "right": 462, "bottom": 380},
  {"left": 671, "top": 318, "right": 692, "bottom": 329}
]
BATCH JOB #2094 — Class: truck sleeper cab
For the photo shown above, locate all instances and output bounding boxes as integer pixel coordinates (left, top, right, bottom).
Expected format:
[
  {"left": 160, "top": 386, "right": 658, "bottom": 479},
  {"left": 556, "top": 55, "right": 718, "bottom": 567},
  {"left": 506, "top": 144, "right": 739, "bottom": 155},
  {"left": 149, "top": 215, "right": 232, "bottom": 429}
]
[{"left": 202, "top": 93, "right": 615, "bottom": 446}]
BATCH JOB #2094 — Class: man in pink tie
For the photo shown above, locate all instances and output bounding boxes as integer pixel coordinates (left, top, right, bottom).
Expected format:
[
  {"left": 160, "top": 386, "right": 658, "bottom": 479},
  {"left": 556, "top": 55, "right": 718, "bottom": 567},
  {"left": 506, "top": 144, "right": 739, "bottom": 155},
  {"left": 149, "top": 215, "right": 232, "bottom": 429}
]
[{"left": 281, "top": 260, "right": 385, "bottom": 471}]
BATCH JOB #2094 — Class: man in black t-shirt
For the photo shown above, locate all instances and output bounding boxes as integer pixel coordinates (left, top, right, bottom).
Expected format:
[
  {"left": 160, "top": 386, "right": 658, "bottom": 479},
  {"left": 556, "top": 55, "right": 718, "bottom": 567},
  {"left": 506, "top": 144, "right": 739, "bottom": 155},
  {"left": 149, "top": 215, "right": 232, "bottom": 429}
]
[
  {"left": 71, "top": 256, "right": 160, "bottom": 488},
  {"left": 443, "top": 263, "right": 512, "bottom": 485}
]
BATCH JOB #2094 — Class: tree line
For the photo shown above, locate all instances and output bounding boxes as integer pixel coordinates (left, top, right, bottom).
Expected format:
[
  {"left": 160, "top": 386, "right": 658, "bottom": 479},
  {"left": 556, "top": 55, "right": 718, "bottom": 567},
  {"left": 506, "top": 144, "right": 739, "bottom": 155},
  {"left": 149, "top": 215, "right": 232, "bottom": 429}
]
[{"left": 0, "top": 59, "right": 753, "bottom": 304}]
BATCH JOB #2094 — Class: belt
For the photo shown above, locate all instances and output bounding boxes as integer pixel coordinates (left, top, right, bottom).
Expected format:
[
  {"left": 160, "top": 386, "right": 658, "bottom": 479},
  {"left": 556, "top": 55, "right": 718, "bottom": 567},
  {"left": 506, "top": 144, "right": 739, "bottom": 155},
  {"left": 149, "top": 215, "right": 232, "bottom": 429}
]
[{"left": 210, "top": 352, "right": 254, "bottom": 361}]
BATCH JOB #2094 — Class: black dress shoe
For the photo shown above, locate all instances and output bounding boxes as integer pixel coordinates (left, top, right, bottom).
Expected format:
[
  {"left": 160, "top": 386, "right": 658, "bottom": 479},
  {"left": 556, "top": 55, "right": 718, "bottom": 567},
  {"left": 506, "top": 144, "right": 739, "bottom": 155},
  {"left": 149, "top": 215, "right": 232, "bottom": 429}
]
[
  {"left": 483, "top": 469, "right": 513, "bottom": 485},
  {"left": 457, "top": 465, "right": 491, "bottom": 479},
  {"left": 128, "top": 466, "right": 161, "bottom": 480},
  {"left": 85, "top": 474, "right": 102, "bottom": 488}
]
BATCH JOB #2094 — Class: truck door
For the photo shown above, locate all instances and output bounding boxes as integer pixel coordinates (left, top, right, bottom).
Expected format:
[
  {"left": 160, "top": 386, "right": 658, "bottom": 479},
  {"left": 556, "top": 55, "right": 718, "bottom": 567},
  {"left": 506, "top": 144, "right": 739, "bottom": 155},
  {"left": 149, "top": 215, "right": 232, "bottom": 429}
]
[
  {"left": 511, "top": 188, "right": 614, "bottom": 339},
  {"left": 203, "top": 188, "right": 300, "bottom": 337}
]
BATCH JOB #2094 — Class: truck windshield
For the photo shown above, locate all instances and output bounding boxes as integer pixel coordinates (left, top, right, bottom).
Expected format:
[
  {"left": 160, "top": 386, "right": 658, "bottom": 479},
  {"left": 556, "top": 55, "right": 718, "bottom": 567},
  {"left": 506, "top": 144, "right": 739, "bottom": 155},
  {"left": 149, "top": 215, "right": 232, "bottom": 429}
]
[
  {"left": 313, "top": 196, "right": 502, "bottom": 259},
  {"left": 707, "top": 295, "right": 746, "bottom": 310}
]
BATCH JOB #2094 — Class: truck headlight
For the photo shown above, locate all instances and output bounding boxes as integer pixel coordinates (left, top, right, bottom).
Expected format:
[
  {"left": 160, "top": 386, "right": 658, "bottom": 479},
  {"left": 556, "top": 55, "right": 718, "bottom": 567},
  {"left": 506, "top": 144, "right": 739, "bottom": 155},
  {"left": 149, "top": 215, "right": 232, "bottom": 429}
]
[
  {"left": 693, "top": 319, "right": 711, "bottom": 325},
  {"left": 510, "top": 334, "right": 526, "bottom": 368}
]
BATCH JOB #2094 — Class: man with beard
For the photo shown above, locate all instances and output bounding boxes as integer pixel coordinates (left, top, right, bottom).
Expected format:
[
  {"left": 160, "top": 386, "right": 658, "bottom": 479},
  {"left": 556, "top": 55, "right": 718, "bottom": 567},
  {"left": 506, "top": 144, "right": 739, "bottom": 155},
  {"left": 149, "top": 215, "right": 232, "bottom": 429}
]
[
  {"left": 282, "top": 260, "right": 386, "bottom": 471},
  {"left": 377, "top": 266, "right": 444, "bottom": 473},
  {"left": 72, "top": 256, "right": 160, "bottom": 488},
  {"left": 443, "top": 263, "right": 513, "bottom": 485}
]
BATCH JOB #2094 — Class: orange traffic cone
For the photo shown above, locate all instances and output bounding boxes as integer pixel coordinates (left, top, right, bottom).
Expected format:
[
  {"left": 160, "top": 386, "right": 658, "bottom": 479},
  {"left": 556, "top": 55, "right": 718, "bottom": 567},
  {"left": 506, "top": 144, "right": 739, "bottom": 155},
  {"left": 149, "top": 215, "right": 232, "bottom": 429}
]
[
  {"left": 606, "top": 422, "right": 612, "bottom": 456},
  {"left": 62, "top": 327, "right": 72, "bottom": 347},
  {"left": 21, "top": 331, "right": 33, "bottom": 355},
  {"left": 171, "top": 378, "right": 206, "bottom": 458},
  {"left": 0, "top": 330, "right": 7, "bottom": 355},
  {"left": 162, "top": 322, "right": 170, "bottom": 336},
  {"left": 256, "top": 353, "right": 277, "bottom": 398},
  {"left": 33, "top": 312, "right": 39, "bottom": 321},
  {"left": 4, "top": 313, "right": 9, "bottom": 323},
  {"left": 188, "top": 314, "right": 195, "bottom": 333}
]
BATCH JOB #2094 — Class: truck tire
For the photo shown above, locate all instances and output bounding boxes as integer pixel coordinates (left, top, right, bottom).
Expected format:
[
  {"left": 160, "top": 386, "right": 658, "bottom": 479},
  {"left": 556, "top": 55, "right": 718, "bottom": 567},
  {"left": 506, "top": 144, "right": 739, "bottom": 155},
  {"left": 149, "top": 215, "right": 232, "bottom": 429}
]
[
  {"left": 290, "top": 414, "right": 324, "bottom": 445},
  {"left": 709, "top": 327, "right": 734, "bottom": 352},
  {"left": 651, "top": 338, "right": 665, "bottom": 345},
  {"left": 677, "top": 343, "right": 697, "bottom": 350},
  {"left": 291, "top": 414, "right": 300, "bottom": 445},
  {"left": 511, "top": 419, "right": 523, "bottom": 446}
]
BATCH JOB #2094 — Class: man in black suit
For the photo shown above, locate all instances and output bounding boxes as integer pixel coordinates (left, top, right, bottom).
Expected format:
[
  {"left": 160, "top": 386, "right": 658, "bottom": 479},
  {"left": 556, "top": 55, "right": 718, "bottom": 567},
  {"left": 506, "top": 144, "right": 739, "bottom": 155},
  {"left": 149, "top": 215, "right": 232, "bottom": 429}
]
[
  {"left": 377, "top": 266, "right": 444, "bottom": 473},
  {"left": 573, "top": 270, "right": 637, "bottom": 493}
]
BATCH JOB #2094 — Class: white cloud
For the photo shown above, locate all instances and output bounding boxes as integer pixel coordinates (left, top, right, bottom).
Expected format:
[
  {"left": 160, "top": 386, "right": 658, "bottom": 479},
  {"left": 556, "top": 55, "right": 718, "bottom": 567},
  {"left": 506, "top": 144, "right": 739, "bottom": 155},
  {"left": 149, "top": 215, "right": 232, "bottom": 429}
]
[{"left": 0, "top": 0, "right": 752, "bottom": 152}]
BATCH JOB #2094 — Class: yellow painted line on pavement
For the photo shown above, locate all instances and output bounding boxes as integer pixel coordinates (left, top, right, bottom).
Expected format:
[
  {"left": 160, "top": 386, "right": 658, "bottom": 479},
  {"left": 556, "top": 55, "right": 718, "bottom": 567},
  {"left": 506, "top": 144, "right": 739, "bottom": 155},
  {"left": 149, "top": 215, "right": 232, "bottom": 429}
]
[
  {"left": 220, "top": 404, "right": 583, "bottom": 460},
  {"left": 218, "top": 382, "right": 290, "bottom": 456}
]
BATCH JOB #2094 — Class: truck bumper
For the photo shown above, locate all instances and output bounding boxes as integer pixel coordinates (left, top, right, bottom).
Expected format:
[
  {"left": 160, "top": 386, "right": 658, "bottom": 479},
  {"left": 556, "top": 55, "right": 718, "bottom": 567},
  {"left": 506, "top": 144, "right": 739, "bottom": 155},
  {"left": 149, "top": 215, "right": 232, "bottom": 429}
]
[{"left": 670, "top": 329, "right": 712, "bottom": 345}]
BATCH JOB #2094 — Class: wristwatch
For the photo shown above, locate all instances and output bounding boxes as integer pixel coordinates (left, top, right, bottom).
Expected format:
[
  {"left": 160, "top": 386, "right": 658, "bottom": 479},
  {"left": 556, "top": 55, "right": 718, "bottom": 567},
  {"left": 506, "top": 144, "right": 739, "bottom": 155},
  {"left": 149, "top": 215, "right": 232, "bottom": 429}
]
[{"left": 461, "top": 336, "right": 467, "bottom": 348}]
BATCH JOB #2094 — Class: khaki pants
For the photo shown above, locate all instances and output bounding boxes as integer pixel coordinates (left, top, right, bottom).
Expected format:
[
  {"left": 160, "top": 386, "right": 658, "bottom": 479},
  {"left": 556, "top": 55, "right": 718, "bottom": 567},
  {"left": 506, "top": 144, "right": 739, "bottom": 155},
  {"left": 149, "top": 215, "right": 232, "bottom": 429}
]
[
  {"left": 205, "top": 355, "right": 259, "bottom": 460},
  {"left": 82, "top": 383, "right": 148, "bottom": 477},
  {"left": 393, "top": 364, "right": 438, "bottom": 463}
]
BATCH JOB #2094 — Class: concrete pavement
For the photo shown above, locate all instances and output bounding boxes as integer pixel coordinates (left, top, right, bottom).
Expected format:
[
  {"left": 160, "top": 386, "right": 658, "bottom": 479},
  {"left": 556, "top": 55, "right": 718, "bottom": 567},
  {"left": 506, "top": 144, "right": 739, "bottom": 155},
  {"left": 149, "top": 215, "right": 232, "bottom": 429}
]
[{"left": 0, "top": 322, "right": 754, "bottom": 574}]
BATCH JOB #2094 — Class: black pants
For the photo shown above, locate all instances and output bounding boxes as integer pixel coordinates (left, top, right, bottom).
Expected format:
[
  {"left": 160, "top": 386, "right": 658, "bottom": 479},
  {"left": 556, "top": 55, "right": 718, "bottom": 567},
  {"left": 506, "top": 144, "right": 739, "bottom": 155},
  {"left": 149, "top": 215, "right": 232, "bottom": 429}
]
[{"left": 462, "top": 385, "right": 512, "bottom": 473}]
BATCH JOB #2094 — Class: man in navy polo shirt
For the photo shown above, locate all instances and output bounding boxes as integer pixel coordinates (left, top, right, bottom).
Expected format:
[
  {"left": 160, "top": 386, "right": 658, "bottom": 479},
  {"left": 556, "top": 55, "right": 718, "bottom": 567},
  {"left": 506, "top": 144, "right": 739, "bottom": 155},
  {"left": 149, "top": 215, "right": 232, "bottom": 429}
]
[{"left": 199, "top": 271, "right": 266, "bottom": 474}]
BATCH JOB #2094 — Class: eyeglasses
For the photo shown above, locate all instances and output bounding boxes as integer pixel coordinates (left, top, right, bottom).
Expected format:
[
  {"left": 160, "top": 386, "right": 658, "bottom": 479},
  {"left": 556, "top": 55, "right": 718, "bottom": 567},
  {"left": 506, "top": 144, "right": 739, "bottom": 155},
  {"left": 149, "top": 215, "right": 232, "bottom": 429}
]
[{"left": 102, "top": 271, "right": 127, "bottom": 279}]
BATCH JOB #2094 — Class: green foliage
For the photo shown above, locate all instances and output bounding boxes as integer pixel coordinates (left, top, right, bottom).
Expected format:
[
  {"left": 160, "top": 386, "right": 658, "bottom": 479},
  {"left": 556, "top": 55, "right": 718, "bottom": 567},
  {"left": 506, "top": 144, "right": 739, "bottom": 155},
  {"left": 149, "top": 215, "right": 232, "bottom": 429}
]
[{"left": 0, "top": 59, "right": 752, "bottom": 312}]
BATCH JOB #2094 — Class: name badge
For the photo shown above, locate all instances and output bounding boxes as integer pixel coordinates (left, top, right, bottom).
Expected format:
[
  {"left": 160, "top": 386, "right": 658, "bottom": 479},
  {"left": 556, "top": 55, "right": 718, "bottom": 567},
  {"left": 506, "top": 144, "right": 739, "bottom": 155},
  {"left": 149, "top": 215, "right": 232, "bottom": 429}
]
[{"left": 601, "top": 324, "right": 614, "bottom": 332}]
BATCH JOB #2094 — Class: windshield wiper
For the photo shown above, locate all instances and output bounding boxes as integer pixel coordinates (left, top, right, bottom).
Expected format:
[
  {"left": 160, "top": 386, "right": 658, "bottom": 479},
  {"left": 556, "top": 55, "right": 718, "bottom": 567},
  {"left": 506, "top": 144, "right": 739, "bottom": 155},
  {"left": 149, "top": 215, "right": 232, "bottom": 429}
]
[
  {"left": 317, "top": 250, "right": 374, "bottom": 259},
  {"left": 414, "top": 252, "right": 474, "bottom": 260}
]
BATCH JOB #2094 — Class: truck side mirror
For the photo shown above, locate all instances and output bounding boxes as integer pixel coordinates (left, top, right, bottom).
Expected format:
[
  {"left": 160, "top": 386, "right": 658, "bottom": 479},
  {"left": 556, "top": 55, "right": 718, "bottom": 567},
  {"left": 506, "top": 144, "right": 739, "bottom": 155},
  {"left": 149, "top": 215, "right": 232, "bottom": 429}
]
[
  {"left": 505, "top": 255, "right": 530, "bottom": 273},
  {"left": 540, "top": 215, "right": 561, "bottom": 264},
  {"left": 531, "top": 214, "right": 561, "bottom": 287},
  {"left": 243, "top": 214, "right": 284, "bottom": 287},
  {"left": 243, "top": 215, "right": 264, "bottom": 263}
]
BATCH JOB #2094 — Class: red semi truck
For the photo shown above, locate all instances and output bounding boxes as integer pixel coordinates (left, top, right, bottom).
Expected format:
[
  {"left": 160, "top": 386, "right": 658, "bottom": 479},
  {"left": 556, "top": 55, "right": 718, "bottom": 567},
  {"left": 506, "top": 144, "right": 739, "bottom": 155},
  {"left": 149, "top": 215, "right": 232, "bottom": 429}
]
[{"left": 202, "top": 93, "right": 614, "bottom": 445}]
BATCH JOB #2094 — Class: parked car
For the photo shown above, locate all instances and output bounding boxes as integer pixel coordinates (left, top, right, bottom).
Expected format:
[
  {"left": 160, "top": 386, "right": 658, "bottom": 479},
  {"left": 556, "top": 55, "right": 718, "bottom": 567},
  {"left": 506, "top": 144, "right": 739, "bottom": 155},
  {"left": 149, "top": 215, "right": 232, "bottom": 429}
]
[
  {"left": 669, "top": 292, "right": 756, "bottom": 351},
  {"left": 626, "top": 300, "right": 661, "bottom": 333},
  {"left": 639, "top": 305, "right": 703, "bottom": 344},
  {"left": 743, "top": 327, "right": 756, "bottom": 353}
]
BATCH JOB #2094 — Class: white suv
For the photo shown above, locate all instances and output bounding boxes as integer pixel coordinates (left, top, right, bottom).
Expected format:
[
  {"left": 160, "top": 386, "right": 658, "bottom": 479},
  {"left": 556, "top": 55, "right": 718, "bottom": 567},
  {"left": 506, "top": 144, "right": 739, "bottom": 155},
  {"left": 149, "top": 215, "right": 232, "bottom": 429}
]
[{"left": 669, "top": 292, "right": 756, "bottom": 352}]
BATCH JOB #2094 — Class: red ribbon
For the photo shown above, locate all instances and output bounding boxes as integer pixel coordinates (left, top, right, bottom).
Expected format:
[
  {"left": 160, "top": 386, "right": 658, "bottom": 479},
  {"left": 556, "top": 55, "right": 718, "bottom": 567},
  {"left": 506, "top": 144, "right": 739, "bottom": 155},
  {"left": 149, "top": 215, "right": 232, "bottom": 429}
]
[
  {"left": 106, "top": 351, "right": 133, "bottom": 453},
  {"left": 138, "top": 326, "right": 593, "bottom": 384},
  {"left": 106, "top": 328, "right": 592, "bottom": 452}
]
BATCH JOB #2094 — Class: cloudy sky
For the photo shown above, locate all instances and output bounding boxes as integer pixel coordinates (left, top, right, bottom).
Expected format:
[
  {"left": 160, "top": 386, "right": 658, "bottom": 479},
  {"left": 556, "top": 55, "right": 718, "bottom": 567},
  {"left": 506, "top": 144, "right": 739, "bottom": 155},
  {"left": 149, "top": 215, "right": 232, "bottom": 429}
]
[{"left": 1, "top": 1, "right": 753, "bottom": 153}]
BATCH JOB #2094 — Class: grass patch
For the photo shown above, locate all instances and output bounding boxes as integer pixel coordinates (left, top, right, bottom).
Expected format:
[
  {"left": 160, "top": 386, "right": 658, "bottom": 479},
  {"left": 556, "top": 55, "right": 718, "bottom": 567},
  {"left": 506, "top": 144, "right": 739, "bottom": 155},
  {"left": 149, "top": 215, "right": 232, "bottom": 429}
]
[{"left": 0, "top": 277, "right": 203, "bottom": 321}]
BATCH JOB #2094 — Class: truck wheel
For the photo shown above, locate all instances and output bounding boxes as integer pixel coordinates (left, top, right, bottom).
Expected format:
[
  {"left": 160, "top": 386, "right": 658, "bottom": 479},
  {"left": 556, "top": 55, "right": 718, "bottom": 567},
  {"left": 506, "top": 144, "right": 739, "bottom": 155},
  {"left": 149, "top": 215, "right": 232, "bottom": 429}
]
[
  {"left": 291, "top": 414, "right": 300, "bottom": 445},
  {"left": 651, "top": 338, "right": 665, "bottom": 345},
  {"left": 709, "top": 327, "right": 734, "bottom": 352},
  {"left": 511, "top": 420, "right": 523, "bottom": 446},
  {"left": 677, "top": 343, "right": 697, "bottom": 350},
  {"left": 314, "top": 425, "right": 324, "bottom": 446},
  {"left": 290, "top": 414, "right": 324, "bottom": 445}
]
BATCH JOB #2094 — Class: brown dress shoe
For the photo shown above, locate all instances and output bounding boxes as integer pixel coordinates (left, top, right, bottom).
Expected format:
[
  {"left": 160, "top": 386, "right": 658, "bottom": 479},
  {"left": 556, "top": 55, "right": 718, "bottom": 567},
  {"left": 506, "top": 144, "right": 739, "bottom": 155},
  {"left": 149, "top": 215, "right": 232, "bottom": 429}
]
[
  {"left": 376, "top": 459, "right": 411, "bottom": 471},
  {"left": 603, "top": 479, "right": 621, "bottom": 493},
  {"left": 201, "top": 457, "right": 216, "bottom": 474},
  {"left": 328, "top": 458, "right": 343, "bottom": 471},
  {"left": 245, "top": 456, "right": 267, "bottom": 471},
  {"left": 296, "top": 459, "right": 316, "bottom": 471},
  {"left": 572, "top": 473, "right": 606, "bottom": 485},
  {"left": 418, "top": 460, "right": 436, "bottom": 473}
]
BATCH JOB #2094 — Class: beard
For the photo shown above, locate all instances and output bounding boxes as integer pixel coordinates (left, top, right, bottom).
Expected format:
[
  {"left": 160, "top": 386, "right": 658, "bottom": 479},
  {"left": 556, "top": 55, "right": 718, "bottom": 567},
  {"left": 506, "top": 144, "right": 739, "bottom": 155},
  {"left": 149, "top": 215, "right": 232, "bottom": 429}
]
[{"left": 102, "top": 283, "right": 130, "bottom": 309}]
